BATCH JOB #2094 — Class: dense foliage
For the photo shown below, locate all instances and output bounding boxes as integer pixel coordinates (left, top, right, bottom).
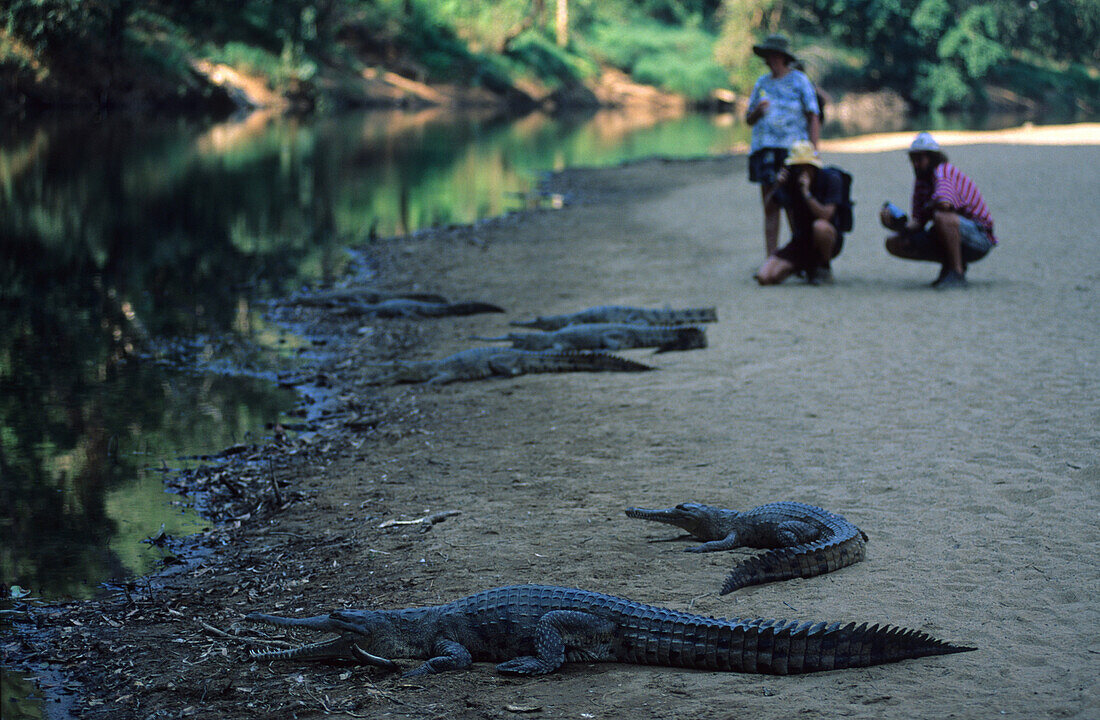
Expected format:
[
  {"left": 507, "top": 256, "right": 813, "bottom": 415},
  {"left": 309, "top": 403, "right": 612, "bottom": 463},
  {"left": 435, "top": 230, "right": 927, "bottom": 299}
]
[
  {"left": 3, "top": 0, "right": 1099, "bottom": 113},
  {"left": 786, "top": 0, "right": 1100, "bottom": 110}
]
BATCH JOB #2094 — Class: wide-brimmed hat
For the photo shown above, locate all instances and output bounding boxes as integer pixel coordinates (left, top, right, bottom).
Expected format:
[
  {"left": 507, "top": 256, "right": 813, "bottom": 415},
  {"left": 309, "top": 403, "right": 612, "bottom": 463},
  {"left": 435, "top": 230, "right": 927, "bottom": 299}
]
[
  {"left": 908, "top": 131, "right": 942, "bottom": 154},
  {"left": 785, "top": 140, "right": 822, "bottom": 168},
  {"left": 753, "top": 34, "right": 796, "bottom": 62}
]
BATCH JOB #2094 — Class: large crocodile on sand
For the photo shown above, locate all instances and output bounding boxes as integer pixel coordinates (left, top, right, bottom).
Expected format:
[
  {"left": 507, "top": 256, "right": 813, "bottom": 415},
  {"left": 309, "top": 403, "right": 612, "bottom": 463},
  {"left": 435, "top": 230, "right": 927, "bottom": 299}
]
[
  {"left": 246, "top": 584, "right": 973, "bottom": 676},
  {"left": 625, "top": 502, "right": 868, "bottom": 595},
  {"left": 511, "top": 305, "right": 717, "bottom": 331},
  {"left": 366, "top": 347, "right": 652, "bottom": 385},
  {"left": 474, "top": 323, "right": 707, "bottom": 353},
  {"left": 339, "top": 298, "right": 505, "bottom": 319}
]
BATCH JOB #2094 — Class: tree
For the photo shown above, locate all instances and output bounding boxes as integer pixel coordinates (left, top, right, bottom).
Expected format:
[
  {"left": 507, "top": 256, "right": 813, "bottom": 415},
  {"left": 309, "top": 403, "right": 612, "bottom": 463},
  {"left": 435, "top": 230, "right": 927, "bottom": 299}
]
[
  {"left": 715, "top": 0, "right": 782, "bottom": 90},
  {"left": 556, "top": 0, "right": 568, "bottom": 47}
]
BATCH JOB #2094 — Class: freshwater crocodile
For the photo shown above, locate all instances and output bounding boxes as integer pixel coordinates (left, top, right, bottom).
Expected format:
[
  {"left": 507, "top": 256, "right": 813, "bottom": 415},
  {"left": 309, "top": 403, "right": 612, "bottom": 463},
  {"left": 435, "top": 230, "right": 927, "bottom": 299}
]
[
  {"left": 625, "top": 502, "right": 868, "bottom": 595},
  {"left": 474, "top": 323, "right": 707, "bottom": 353},
  {"left": 338, "top": 298, "right": 505, "bottom": 319},
  {"left": 366, "top": 347, "right": 652, "bottom": 385},
  {"left": 284, "top": 288, "right": 449, "bottom": 307},
  {"left": 246, "top": 584, "right": 973, "bottom": 676},
  {"left": 511, "top": 305, "right": 718, "bottom": 331}
]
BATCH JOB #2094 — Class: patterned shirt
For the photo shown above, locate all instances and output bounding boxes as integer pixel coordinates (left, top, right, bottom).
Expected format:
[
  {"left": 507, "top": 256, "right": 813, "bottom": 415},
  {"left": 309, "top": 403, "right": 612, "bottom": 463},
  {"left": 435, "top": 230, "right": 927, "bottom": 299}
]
[
  {"left": 747, "top": 70, "right": 819, "bottom": 153},
  {"left": 912, "top": 162, "right": 996, "bottom": 242}
]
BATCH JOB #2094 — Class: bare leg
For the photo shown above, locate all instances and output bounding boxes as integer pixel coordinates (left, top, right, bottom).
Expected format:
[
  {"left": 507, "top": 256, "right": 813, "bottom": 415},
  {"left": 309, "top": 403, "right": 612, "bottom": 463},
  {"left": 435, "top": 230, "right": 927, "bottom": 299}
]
[
  {"left": 762, "top": 184, "right": 781, "bottom": 257},
  {"left": 885, "top": 233, "right": 942, "bottom": 262},
  {"left": 932, "top": 210, "right": 964, "bottom": 273},
  {"left": 812, "top": 219, "right": 836, "bottom": 266}
]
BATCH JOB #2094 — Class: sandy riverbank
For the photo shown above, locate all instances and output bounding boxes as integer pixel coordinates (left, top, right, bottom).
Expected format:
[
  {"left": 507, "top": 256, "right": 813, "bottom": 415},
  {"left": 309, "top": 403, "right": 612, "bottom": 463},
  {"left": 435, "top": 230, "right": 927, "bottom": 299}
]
[{"left": 14, "top": 125, "right": 1099, "bottom": 719}]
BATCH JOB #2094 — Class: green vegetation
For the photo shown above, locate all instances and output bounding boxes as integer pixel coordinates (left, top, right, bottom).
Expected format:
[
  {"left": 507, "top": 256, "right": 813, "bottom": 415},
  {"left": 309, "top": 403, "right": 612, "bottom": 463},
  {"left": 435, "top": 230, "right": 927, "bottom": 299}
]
[{"left": 3, "top": 1, "right": 1099, "bottom": 116}]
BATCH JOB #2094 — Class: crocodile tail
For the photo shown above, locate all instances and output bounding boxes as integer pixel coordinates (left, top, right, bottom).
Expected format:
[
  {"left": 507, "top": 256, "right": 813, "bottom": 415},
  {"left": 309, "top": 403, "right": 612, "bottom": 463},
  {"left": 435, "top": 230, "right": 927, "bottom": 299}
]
[
  {"left": 719, "top": 532, "right": 867, "bottom": 594},
  {"left": 729, "top": 619, "right": 975, "bottom": 674},
  {"left": 693, "top": 307, "right": 719, "bottom": 323},
  {"left": 446, "top": 301, "right": 506, "bottom": 315},
  {"left": 623, "top": 616, "right": 973, "bottom": 674},
  {"left": 653, "top": 307, "right": 718, "bottom": 325},
  {"left": 400, "top": 292, "right": 450, "bottom": 304},
  {"left": 529, "top": 351, "right": 654, "bottom": 374},
  {"left": 509, "top": 316, "right": 553, "bottom": 329}
]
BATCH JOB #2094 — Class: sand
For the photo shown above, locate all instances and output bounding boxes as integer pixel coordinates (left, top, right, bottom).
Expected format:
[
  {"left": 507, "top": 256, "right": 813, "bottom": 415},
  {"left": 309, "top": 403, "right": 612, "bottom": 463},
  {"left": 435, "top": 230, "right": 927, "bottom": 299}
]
[{"left": 20, "top": 126, "right": 1099, "bottom": 719}]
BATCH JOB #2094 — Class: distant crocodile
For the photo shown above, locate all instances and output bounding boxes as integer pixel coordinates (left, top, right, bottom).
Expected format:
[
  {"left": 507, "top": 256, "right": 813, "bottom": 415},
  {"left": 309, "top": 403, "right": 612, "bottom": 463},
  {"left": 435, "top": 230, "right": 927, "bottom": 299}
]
[
  {"left": 366, "top": 347, "right": 653, "bottom": 385},
  {"left": 284, "top": 288, "right": 449, "bottom": 307},
  {"left": 474, "top": 323, "right": 707, "bottom": 353},
  {"left": 246, "top": 584, "right": 973, "bottom": 676},
  {"left": 338, "top": 298, "right": 505, "bottom": 319},
  {"left": 625, "top": 502, "right": 868, "bottom": 595},
  {"left": 511, "top": 305, "right": 718, "bottom": 331}
]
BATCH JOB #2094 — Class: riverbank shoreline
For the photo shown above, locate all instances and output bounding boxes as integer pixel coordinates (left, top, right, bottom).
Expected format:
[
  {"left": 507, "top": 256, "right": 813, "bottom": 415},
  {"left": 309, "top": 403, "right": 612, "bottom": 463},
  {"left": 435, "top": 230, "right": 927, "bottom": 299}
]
[{"left": 7, "top": 124, "right": 1099, "bottom": 719}]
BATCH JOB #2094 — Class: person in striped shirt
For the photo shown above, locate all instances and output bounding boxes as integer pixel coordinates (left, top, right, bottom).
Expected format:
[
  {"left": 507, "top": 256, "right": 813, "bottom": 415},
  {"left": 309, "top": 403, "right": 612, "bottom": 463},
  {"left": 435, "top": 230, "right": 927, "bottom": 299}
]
[{"left": 881, "top": 132, "right": 996, "bottom": 289}]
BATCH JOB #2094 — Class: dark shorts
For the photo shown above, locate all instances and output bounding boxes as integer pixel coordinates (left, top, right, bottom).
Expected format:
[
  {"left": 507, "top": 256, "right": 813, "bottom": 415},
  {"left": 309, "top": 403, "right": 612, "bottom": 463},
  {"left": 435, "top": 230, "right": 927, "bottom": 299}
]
[
  {"left": 775, "top": 230, "right": 844, "bottom": 272},
  {"left": 749, "top": 147, "right": 788, "bottom": 184},
  {"left": 905, "top": 216, "right": 995, "bottom": 263}
]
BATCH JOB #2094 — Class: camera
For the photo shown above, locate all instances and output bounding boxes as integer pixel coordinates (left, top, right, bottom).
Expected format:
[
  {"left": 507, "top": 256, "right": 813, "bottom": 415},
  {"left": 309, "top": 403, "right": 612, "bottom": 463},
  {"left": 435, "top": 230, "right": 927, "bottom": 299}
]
[{"left": 883, "top": 201, "right": 907, "bottom": 229}]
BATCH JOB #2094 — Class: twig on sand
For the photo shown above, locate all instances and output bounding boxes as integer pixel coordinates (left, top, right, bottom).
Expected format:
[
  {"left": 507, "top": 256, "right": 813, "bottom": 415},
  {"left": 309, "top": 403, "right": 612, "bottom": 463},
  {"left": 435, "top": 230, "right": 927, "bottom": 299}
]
[{"left": 199, "top": 620, "right": 296, "bottom": 648}]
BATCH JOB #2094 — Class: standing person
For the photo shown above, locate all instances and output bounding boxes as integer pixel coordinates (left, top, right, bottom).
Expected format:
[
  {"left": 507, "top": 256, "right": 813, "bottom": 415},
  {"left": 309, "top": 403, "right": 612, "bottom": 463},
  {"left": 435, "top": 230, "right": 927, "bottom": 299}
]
[
  {"left": 755, "top": 141, "right": 845, "bottom": 286},
  {"left": 744, "top": 34, "right": 821, "bottom": 258},
  {"left": 881, "top": 132, "right": 996, "bottom": 289}
]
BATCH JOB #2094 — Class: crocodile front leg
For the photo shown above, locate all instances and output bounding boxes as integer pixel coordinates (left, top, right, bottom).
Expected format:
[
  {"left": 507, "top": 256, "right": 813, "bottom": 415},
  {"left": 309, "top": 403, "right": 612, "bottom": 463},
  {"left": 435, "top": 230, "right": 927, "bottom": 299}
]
[
  {"left": 774, "top": 520, "right": 821, "bottom": 545},
  {"left": 403, "top": 639, "right": 473, "bottom": 677},
  {"left": 684, "top": 532, "right": 740, "bottom": 553},
  {"left": 496, "top": 611, "right": 616, "bottom": 675}
]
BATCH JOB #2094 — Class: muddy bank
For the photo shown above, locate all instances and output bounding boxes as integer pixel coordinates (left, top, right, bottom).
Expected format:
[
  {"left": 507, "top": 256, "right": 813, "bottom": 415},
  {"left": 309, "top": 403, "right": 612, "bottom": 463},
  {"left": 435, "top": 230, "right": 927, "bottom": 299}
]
[{"left": 6, "top": 126, "right": 1099, "bottom": 719}]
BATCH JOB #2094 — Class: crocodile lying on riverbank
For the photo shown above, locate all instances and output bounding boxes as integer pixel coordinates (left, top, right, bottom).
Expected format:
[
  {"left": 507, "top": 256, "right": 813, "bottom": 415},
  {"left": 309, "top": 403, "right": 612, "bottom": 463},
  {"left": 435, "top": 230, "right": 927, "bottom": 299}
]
[
  {"left": 474, "top": 323, "right": 707, "bottom": 353},
  {"left": 338, "top": 298, "right": 505, "bottom": 318},
  {"left": 511, "top": 305, "right": 717, "bottom": 331},
  {"left": 246, "top": 584, "right": 973, "bottom": 676},
  {"left": 366, "top": 347, "right": 653, "bottom": 384},
  {"left": 625, "top": 502, "right": 868, "bottom": 594},
  {"left": 282, "top": 287, "right": 449, "bottom": 307}
]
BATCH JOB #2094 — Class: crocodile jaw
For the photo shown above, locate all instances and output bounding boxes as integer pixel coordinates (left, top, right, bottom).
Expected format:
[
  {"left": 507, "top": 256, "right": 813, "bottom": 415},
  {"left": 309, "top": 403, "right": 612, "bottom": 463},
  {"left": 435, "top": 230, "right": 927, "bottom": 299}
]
[
  {"left": 625, "top": 502, "right": 729, "bottom": 539},
  {"left": 248, "top": 633, "right": 398, "bottom": 669},
  {"left": 625, "top": 505, "right": 702, "bottom": 532},
  {"left": 246, "top": 613, "right": 399, "bottom": 669},
  {"left": 625, "top": 506, "right": 688, "bottom": 523}
]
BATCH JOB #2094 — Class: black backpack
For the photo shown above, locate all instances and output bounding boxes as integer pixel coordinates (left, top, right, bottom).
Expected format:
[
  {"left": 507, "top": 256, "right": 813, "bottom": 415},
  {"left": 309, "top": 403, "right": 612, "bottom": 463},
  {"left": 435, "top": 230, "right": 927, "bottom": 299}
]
[{"left": 825, "top": 165, "right": 854, "bottom": 232}]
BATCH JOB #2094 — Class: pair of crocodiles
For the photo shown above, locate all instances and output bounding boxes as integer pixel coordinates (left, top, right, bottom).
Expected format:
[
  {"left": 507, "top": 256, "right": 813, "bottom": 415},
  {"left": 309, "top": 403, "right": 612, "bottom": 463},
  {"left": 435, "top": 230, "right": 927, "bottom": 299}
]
[
  {"left": 365, "top": 305, "right": 716, "bottom": 384},
  {"left": 247, "top": 501, "right": 973, "bottom": 677}
]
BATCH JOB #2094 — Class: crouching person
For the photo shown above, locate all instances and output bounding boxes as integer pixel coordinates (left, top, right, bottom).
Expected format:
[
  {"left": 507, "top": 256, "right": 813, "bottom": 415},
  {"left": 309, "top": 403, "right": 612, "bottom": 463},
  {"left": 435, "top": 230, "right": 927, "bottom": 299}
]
[
  {"left": 882, "top": 132, "right": 996, "bottom": 289},
  {"left": 755, "top": 141, "right": 845, "bottom": 285}
]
